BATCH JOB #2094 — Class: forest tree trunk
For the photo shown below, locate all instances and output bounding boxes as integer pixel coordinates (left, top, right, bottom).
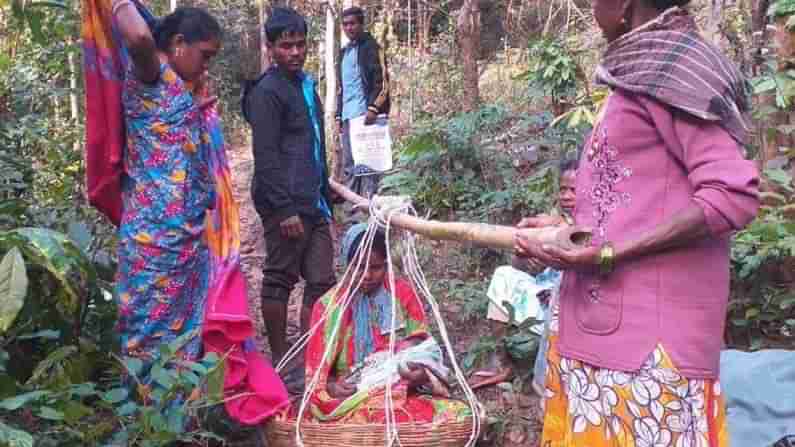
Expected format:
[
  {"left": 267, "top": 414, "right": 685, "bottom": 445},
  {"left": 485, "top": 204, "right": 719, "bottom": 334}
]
[
  {"left": 259, "top": 0, "right": 271, "bottom": 72},
  {"left": 324, "top": 3, "right": 340, "bottom": 179},
  {"left": 705, "top": 0, "right": 724, "bottom": 45},
  {"left": 457, "top": 0, "right": 481, "bottom": 112}
]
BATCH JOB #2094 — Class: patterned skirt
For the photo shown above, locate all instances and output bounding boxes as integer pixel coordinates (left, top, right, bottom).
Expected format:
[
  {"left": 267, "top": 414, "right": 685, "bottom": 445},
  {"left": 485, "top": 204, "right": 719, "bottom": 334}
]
[
  {"left": 541, "top": 308, "right": 729, "bottom": 447},
  {"left": 116, "top": 235, "right": 209, "bottom": 364}
]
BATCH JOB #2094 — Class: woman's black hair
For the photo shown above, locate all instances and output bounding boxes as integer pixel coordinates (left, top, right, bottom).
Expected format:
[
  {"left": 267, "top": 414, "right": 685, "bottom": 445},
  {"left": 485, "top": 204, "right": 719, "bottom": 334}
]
[
  {"left": 153, "top": 7, "right": 222, "bottom": 52},
  {"left": 643, "top": 0, "right": 690, "bottom": 10},
  {"left": 341, "top": 6, "right": 365, "bottom": 24},
  {"left": 558, "top": 155, "right": 578, "bottom": 175},
  {"left": 265, "top": 7, "right": 308, "bottom": 44}
]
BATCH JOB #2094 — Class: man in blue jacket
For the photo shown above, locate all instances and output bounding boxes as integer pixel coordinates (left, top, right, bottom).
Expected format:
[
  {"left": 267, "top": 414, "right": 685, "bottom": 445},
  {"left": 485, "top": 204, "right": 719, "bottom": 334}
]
[{"left": 336, "top": 6, "right": 390, "bottom": 199}]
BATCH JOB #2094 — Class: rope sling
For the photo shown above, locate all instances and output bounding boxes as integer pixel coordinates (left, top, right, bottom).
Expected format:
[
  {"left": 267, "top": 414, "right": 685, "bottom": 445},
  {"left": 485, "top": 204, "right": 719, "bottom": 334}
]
[{"left": 270, "top": 181, "right": 590, "bottom": 447}]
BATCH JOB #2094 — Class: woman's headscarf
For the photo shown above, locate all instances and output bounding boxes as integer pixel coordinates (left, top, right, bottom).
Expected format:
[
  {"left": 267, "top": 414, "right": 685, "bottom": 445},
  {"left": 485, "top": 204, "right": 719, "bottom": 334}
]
[
  {"left": 341, "top": 222, "right": 369, "bottom": 268},
  {"left": 595, "top": 7, "right": 751, "bottom": 144}
]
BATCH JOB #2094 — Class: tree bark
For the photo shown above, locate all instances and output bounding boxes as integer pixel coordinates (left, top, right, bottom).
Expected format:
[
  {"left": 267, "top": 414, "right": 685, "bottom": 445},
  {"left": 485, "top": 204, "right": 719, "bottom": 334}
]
[
  {"left": 752, "top": 0, "right": 771, "bottom": 75},
  {"left": 759, "top": 16, "right": 795, "bottom": 169},
  {"left": 705, "top": 0, "right": 724, "bottom": 45},
  {"left": 408, "top": 0, "right": 415, "bottom": 123},
  {"left": 68, "top": 40, "right": 80, "bottom": 152},
  {"left": 68, "top": 51, "right": 79, "bottom": 122},
  {"left": 457, "top": 0, "right": 481, "bottom": 112},
  {"left": 324, "top": 3, "right": 340, "bottom": 179},
  {"left": 773, "top": 17, "right": 795, "bottom": 179},
  {"left": 259, "top": 0, "right": 271, "bottom": 72},
  {"left": 418, "top": 1, "right": 431, "bottom": 54}
]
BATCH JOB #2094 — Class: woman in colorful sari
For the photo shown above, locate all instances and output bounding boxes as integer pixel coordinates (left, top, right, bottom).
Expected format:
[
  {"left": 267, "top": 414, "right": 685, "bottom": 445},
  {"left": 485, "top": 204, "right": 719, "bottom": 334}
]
[
  {"left": 514, "top": 1, "right": 760, "bottom": 445},
  {"left": 303, "top": 224, "right": 470, "bottom": 423},
  {"left": 113, "top": 3, "right": 221, "bottom": 365}
]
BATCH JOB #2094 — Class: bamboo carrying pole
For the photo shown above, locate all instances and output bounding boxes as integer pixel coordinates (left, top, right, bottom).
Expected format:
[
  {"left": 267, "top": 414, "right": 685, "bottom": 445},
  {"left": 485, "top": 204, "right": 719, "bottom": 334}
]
[{"left": 329, "top": 179, "right": 591, "bottom": 250}]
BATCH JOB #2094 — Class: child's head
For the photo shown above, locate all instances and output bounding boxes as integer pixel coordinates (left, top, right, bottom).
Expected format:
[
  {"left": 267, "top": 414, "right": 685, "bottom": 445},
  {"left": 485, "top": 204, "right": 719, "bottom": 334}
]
[{"left": 558, "top": 156, "right": 578, "bottom": 216}]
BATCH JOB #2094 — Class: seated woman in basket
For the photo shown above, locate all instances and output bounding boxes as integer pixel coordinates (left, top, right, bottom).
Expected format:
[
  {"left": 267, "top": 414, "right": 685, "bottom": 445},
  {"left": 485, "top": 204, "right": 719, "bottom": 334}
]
[{"left": 301, "top": 223, "right": 471, "bottom": 423}]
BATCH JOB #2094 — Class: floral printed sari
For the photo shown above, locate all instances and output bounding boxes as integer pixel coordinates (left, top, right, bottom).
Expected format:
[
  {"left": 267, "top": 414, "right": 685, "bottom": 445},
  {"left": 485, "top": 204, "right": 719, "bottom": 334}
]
[{"left": 541, "top": 297, "right": 729, "bottom": 447}]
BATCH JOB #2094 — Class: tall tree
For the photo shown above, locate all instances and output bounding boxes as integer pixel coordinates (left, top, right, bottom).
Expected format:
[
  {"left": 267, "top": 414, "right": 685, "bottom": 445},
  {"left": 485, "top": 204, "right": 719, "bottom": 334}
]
[
  {"left": 259, "top": 0, "right": 271, "bottom": 72},
  {"left": 705, "top": 0, "right": 724, "bottom": 44},
  {"left": 771, "top": 7, "right": 795, "bottom": 173},
  {"left": 323, "top": 1, "right": 339, "bottom": 177},
  {"left": 457, "top": 0, "right": 481, "bottom": 111},
  {"left": 68, "top": 41, "right": 79, "bottom": 122}
]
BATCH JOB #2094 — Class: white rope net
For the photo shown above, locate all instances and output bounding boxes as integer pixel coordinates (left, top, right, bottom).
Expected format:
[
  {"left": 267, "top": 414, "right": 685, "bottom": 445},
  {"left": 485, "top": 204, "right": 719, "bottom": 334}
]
[{"left": 274, "top": 195, "right": 483, "bottom": 447}]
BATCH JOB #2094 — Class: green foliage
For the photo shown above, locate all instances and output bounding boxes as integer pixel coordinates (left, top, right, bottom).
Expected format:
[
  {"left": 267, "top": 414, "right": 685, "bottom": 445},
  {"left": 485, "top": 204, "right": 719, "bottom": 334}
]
[
  {"left": 516, "top": 38, "right": 580, "bottom": 106},
  {"left": 770, "top": 0, "right": 795, "bottom": 16},
  {"left": 100, "top": 334, "right": 227, "bottom": 447},
  {"left": 461, "top": 336, "right": 499, "bottom": 371},
  {"left": 0, "top": 225, "right": 231, "bottom": 446},
  {"left": 7, "top": 0, "right": 73, "bottom": 45},
  {"left": 0, "top": 228, "right": 110, "bottom": 354},
  {"left": 383, "top": 105, "right": 583, "bottom": 225},
  {"left": 551, "top": 87, "right": 609, "bottom": 129},
  {"left": 502, "top": 320, "right": 542, "bottom": 364},
  {"left": 383, "top": 105, "right": 514, "bottom": 220},
  {"left": 769, "top": 0, "right": 795, "bottom": 28},
  {"left": 1, "top": 228, "right": 98, "bottom": 321},
  {"left": 446, "top": 277, "right": 490, "bottom": 318},
  {"left": 750, "top": 30, "right": 795, "bottom": 164},
  {"left": 0, "top": 248, "right": 28, "bottom": 333},
  {"left": 730, "top": 170, "right": 795, "bottom": 348},
  {"left": 0, "top": 226, "right": 229, "bottom": 445},
  {"left": 752, "top": 61, "right": 795, "bottom": 110},
  {"left": 0, "top": 335, "right": 228, "bottom": 446},
  {"left": 0, "top": 420, "right": 34, "bottom": 447}
]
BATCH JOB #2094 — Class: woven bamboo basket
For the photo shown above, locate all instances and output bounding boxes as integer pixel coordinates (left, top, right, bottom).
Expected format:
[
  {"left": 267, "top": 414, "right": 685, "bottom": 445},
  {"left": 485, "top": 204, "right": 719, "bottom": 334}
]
[{"left": 263, "top": 417, "right": 476, "bottom": 447}]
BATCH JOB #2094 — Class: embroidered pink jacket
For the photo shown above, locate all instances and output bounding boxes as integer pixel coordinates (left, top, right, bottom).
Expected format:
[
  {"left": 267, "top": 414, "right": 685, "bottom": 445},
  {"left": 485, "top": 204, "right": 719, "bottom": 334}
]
[{"left": 559, "top": 89, "right": 760, "bottom": 379}]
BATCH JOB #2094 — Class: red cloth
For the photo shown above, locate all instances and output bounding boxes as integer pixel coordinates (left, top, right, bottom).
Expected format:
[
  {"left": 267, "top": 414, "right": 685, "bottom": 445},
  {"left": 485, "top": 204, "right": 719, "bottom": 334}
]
[
  {"left": 203, "top": 264, "right": 289, "bottom": 424},
  {"left": 82, "top": 1, "right": 124, "bottom": 226}
]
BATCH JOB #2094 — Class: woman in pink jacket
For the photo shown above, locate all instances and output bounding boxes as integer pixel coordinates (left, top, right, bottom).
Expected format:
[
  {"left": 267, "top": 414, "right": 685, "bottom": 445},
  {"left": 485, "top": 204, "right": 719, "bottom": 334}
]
[{"left": 515, "top": 0, "right": 760, "bottom": 445}]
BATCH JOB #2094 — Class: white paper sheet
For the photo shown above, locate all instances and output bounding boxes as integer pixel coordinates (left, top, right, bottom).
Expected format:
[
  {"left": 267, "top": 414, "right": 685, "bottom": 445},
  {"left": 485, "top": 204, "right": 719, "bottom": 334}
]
[{"left": 349, "top": 114, "right": 393, "bottom": 172}]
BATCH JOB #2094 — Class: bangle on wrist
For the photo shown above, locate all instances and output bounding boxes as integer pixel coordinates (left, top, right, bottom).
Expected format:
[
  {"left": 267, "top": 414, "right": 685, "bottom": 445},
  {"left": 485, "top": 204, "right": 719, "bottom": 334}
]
[{"left": 599, "top": 242, "right": 615, "bottom": 276}]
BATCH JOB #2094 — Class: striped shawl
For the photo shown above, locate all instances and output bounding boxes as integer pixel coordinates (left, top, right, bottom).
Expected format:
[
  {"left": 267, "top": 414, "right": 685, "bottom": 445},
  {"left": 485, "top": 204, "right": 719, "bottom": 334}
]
[{"left": 595, "top": 7, "right": 751, "bottom": 144}]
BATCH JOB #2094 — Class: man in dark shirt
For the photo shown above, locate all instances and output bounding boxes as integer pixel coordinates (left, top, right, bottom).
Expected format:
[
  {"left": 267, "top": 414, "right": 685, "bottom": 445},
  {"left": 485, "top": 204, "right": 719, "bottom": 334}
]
[
  {"left": 336, "top": 6, "right": 390, "bottom": 199},
  {"left": 243, "top": 7, "right": 335, "bottom": 366}
]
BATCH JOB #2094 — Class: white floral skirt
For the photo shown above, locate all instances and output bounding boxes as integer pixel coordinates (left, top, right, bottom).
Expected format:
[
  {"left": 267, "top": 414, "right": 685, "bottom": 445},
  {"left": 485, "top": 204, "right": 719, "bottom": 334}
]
[{"left": 540, "top": 302, "right": 729, "bottom": 447}]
